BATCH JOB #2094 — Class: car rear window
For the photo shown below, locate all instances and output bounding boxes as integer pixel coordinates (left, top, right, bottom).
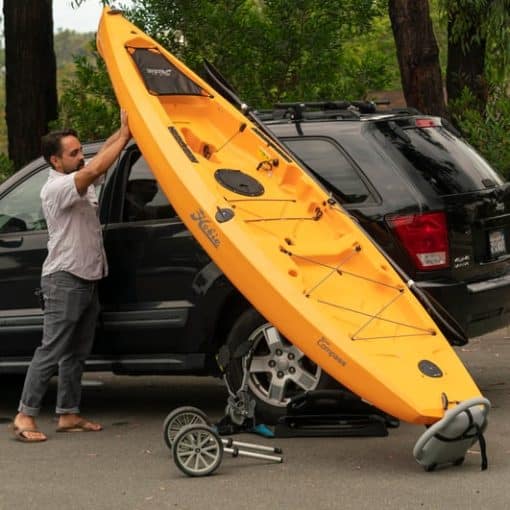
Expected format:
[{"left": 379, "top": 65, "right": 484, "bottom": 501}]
[{"left": 372, "top": 121, "right": 504, "bottom": 196}]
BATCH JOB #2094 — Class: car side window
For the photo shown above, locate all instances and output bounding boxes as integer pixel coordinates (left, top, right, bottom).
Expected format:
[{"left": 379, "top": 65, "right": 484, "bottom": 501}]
[
  {"left": 0, "top": 169, "right": 48, "bottom": 233},
  {"left": 283, "top": 137, "right": 376, "bottom": 205},
  {"left": 123, "top": 152, "right": 177, "bottom": 222}
]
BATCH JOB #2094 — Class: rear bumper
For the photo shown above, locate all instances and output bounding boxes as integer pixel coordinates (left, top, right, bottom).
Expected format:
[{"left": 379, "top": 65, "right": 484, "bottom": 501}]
[{"left": 418, "top": 273, "right": 510, "bottom": 339}]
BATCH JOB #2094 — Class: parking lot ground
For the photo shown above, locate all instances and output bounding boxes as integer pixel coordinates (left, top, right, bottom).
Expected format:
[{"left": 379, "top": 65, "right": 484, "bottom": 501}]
[{"left": 1, "top": 331, "right": 509, "bottom": 510}]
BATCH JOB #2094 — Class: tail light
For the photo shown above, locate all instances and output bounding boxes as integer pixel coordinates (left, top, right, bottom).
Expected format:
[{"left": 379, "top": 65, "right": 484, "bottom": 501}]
[
  {"left": 387, "top": 211, "right": 449, "bottom": 270},
  {"left": 414, "top": 118, "right": 440, "bottom": 128}
]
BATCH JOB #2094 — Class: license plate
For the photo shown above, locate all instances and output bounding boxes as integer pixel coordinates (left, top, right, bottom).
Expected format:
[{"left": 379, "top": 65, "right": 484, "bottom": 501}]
[{"left": 489, "top": 229, "right": 506, "bottom": 258}]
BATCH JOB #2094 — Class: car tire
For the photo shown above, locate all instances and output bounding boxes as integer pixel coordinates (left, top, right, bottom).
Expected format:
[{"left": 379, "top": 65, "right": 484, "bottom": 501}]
[{"left": 224, "top": 307, "right": 336, "bottom": 425}]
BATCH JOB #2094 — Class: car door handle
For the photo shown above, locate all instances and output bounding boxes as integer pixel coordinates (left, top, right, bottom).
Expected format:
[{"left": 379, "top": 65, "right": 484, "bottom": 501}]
[{"left": 0, "top": 237, "right": 23, "bottom": 248}]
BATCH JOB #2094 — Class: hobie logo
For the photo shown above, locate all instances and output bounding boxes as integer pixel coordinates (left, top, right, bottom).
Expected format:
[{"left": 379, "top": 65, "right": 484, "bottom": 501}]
[
  {"left": 146, "top": 68, "right": 173, "bottom": 77},
  {"left": 190, "top": 209, "right": 220, "bottom": 248},
  {"left": 317, "top": 337, "right": 347, "bottom": 367}
]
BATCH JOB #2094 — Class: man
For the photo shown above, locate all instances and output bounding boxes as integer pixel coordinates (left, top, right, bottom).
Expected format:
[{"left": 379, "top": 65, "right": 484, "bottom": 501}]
[{"left": 12, "top": 110, "right": 132, "bottom": 442}]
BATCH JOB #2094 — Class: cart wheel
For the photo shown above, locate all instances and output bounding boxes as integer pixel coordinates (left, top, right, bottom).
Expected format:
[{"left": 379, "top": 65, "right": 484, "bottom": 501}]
[
  {"left": 172, "top": 424, "right": 224, "bottom": 477},
  {"left": 163, "top": 406, "right": 210, "bottom": 450}
]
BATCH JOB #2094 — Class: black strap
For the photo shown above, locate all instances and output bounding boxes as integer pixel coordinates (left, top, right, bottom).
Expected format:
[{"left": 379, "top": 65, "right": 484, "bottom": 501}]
[
  {"left": 434, "top": 409, "right": 475, "bottom": 442},
  {"left": 475, "top": 424, "right": 488, "bottom": 471},
  {"left": 433, "top": 409, "right": 488, "bottom": 470}
]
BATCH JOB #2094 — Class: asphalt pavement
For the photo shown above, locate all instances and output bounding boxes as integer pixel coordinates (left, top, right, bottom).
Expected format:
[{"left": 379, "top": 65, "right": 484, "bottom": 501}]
[{"left": 1, "top": 330, "right": 509, "bottom": 510}]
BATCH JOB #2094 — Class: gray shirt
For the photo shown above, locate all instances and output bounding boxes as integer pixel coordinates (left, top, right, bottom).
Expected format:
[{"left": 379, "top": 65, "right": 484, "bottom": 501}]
[{"left": 41, "top": 169, "right": 108, "bottom": 281}]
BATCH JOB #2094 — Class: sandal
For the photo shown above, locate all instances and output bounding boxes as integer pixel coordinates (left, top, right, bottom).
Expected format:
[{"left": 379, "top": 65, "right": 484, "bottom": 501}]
[
  {"left": 56, "top": 418, "right": 102, "bottom": 433},
  {"left": 11, "top": 425, "right": 47, "bottom": 443}
]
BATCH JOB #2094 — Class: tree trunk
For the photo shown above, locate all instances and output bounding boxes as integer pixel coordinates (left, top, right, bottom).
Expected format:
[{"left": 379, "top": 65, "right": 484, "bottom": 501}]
[
  {"left": 3, "top": 0, "right": 58, "bottom": 170},
  {"left": 388, "top": 0, "right": 447, "bottom": 117},
  {"left": 446, "top": 8, "right": 487, "bottom": 110}
]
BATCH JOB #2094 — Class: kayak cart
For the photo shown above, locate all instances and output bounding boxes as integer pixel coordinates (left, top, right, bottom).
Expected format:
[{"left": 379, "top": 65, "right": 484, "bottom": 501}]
[{"left": 163, "top": 406, "right": 283, "bottom": 477}]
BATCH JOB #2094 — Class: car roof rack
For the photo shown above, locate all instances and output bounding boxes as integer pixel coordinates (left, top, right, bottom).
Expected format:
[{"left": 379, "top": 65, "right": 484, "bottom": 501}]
[{"left": 254, "top": 100, "right": 422, "bottom": 123}]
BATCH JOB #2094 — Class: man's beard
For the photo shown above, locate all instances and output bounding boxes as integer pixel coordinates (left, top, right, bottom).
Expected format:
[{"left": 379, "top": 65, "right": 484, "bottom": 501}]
[{"left": 64, "top": 159, "right": 85, "bottom": 174}]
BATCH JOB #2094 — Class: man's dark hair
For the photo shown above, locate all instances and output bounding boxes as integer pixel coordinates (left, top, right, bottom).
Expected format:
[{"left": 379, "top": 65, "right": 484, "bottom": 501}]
[{"left": 41, "top": 129, "right": 79, "bottom": 168}]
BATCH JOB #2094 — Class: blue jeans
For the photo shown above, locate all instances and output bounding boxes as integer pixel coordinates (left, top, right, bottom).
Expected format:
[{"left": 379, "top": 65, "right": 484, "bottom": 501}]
[{"left": 18, "top": 271, "right": 99, "bottom": 416}]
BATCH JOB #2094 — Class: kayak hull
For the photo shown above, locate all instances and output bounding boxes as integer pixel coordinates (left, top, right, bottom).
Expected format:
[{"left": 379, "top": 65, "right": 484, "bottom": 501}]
[{"left": 97, "top": 8, "right": 483, "bottom": 424}]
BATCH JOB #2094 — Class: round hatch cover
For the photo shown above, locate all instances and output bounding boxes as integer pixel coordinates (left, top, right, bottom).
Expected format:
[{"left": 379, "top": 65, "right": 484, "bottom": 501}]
[
  {"left": 418, "top": 360, "right": 443, "bottom": 378},
  {"left": 215, "top": 169, "right": 264, "bottom": 197}
]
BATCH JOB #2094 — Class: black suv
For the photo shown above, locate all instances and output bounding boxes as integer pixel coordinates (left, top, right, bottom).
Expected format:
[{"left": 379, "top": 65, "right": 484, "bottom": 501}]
[
  {"left": 265, "top": 101, "right": 510, "bottom": 340},
  {"left": 1, "top": 101, "right": 509, "bottom": 422}
]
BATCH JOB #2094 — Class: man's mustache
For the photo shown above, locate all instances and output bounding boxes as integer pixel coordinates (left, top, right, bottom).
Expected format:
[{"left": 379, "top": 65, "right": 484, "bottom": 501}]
[{"left": 64, "top": 159, "right": 85, "bottom": 175}]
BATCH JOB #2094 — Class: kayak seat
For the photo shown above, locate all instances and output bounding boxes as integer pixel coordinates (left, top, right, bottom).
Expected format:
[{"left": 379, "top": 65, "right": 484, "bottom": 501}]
[{"left": 413, "top": 397, "right": 490, "bottom": 471}]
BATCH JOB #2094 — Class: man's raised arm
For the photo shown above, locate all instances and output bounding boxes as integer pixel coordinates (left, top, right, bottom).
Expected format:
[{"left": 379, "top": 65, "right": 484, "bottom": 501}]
[{"left": 74, "top": 109, "right": 131, "bottom": 195}]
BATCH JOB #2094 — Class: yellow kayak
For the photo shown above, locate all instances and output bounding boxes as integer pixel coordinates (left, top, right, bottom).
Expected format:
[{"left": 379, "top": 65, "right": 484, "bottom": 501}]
[{"left": 97, "top": 7, "right": 483, "bottom": 424}]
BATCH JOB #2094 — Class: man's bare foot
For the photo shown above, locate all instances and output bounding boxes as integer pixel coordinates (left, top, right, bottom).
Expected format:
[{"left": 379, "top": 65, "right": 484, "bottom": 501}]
[
  {"left": 12, "top": 412, "right": 47, "bottom": 442},
  {"left": 56, "top": 414, "right": 102, "bottom": 432}
]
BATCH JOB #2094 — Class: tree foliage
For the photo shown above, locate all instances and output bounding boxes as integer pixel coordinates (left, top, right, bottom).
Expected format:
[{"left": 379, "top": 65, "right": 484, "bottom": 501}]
[
  {"left": 53, "top": 41, "right": 119, "bottom": 141},
  {"left": 433, "top": 0, "right": 510, "bottom": 175},
  {"left": 53, "top": 28, "right": 97, "bottom": 64},
  {"left": 54, "top": 0, "right": 392, "bottom": 141},
  {"left": 449, "top": 85, "right": 510, "bottom": 176},
  {"left": 443, "top": 0, "right": 510, "bottom": 84},
  {"left": 125, "top": 0, "right": 387, "bottom": 106},
  {"left": 437, "top": 0, "right": 510, "bottom": 108}
]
